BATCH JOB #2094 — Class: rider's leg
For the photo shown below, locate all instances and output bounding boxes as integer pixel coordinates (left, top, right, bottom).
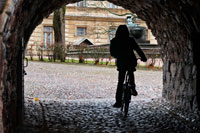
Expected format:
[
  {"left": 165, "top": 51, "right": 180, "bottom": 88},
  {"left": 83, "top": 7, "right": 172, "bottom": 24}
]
[
  {"left": 114, "top": 70, "right": 126, "bottom": 107},
  {"left": 128, "top": 70, "right": 138, "bottom": 96},
  {"left": 128, "top": 70, "right": 135, "bottom": 86}
]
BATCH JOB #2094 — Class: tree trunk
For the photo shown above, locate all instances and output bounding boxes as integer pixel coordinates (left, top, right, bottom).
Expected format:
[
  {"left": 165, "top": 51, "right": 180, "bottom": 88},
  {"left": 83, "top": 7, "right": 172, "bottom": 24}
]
[{"left": 53, "top": 6, "right": 66, "bottom": 62}]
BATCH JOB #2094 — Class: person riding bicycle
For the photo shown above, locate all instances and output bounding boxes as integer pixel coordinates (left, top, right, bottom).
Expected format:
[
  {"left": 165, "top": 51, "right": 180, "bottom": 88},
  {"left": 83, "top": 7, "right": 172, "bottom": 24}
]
[{"left": 110, "top": 25, "right": 147, "bottom": 108}]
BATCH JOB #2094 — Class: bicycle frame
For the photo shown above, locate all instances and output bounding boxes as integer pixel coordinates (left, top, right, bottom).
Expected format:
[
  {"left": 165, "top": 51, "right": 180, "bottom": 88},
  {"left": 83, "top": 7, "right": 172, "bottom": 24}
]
[{"left": 121, "top": 71, "right": 132, "bottom": 117}]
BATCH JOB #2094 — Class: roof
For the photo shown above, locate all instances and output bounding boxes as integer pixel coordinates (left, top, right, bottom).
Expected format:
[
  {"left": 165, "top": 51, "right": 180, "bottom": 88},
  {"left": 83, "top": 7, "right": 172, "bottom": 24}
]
[{"left": 73, "top": 38, "right": 94, "bottom": 45}]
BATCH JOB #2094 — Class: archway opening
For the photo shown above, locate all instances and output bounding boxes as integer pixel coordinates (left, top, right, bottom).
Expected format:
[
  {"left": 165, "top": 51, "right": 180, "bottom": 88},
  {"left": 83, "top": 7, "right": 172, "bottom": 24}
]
[
  {"left": 0, "top": 0, "right": 200, "bottom": 132},
  {"left": 23, "top": 1, "right": 164, "bottom": 131}
]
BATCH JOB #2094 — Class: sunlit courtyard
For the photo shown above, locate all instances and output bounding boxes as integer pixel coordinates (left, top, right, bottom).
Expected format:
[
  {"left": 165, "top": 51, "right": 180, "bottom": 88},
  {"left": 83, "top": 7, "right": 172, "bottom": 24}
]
[{"left": 24, "top": 62, "right": 163, "bottom": 101}]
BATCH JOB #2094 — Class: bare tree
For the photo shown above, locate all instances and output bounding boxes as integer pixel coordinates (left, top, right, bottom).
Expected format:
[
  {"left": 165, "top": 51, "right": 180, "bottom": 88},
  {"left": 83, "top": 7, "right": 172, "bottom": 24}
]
[{"left": 53, "top": 6, "right": 66, "bottom": 62}]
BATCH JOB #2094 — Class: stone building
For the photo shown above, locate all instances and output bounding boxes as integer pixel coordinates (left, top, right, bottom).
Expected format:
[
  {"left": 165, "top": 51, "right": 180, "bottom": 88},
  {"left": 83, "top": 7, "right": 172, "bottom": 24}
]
[{"left": 27, "top": 1, "right": 157, "bottom": 55}]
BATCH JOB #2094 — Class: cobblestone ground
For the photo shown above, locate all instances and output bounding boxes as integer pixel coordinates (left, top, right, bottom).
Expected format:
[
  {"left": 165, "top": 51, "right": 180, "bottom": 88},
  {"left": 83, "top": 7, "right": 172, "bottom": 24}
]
[{"left": 23, "top": 62, "right": 200, "bottom": 132}]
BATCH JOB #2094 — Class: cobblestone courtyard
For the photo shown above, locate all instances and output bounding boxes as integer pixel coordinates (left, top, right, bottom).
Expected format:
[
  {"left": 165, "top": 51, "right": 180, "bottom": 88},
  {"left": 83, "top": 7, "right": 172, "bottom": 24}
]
[{"left": 24, "top": 62, "right": 200, "bottom": 132}]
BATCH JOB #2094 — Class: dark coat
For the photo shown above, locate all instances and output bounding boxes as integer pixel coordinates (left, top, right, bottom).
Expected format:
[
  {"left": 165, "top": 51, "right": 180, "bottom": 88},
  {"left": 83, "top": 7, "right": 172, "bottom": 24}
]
[{"left": 110, "top": 37, "right": 146, "bottom": 71}]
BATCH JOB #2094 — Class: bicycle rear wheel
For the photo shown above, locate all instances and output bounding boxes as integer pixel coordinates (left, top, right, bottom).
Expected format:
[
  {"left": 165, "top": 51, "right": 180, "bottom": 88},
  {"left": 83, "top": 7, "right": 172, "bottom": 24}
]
[
  {"left": 121, "top": 71, "right": 132, "bottom": 117},
  {"left": 124, "top": 102, "right": 129, "bottom": 117},
  {"left": 121, "top": 85, "right": 125, "bottom": 112},
  {"left": 124, "top": 88, "right": 131, "bottom": 117}
]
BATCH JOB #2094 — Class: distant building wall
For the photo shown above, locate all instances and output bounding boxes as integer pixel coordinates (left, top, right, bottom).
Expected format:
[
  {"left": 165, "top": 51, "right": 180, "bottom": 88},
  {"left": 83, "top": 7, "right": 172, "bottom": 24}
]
[{"left": 27, "top": 1, "right": 157, "bottom": 56}]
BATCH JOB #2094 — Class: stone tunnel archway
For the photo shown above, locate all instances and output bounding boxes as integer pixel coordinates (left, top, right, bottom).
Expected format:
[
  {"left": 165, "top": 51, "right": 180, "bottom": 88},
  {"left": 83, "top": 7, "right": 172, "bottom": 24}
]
[{"left": 0, "top": 0, "right": 200, "bottom": 132}]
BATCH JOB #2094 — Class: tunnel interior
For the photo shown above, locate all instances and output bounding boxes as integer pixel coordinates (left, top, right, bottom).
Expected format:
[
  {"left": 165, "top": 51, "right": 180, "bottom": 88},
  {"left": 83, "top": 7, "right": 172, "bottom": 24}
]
[{"left": 0, "top": 0, "right": 200, "bottom": 132}]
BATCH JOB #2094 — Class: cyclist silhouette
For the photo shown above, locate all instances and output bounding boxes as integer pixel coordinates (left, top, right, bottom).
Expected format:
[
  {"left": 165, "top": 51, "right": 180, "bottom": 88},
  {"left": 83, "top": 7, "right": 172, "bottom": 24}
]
[{"left": 110, "top": 25, "right": 147, "bottom": 108}]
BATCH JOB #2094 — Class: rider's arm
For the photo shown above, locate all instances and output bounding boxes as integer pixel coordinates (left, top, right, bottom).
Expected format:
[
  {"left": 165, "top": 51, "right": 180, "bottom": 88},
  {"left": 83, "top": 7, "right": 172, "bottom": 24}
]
[{"left": 132, "top": 39, "right": 147, "bottom": 62}]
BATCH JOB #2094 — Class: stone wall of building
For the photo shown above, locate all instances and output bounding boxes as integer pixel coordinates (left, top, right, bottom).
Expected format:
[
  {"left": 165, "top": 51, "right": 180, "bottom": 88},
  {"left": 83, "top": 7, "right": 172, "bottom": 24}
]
[{"left": 0, "top": 0, "right": 200, "bottom": 132}]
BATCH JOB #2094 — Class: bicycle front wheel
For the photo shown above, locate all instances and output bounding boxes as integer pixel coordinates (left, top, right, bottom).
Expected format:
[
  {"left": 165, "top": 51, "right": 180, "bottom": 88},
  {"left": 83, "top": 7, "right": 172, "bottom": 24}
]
[
  {"left": 124, "top": 102, "right": 129, "bottom": 117},
  {"left": 121, "top": 88, "right": 125, "bottom": 112},
  {"left": 124, "top": 87, "right": 131, "bottom": 117}
]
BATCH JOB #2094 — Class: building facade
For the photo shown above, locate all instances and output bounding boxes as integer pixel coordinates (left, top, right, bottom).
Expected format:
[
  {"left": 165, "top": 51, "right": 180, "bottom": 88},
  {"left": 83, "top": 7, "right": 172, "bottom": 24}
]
[{"left": 27, "top": 1, "right": 157, "bottom": 55}]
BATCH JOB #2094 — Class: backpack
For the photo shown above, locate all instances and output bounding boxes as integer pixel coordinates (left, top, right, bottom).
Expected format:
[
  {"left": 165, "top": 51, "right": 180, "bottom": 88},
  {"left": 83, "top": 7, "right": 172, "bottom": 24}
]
[{"left": 110, "top": 39, "right": 118, "bottom": 58}]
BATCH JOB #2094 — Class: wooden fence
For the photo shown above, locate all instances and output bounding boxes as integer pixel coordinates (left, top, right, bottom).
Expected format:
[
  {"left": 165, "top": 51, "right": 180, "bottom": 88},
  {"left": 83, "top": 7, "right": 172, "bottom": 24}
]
[
  {"left": 26, "top": 43, "right": 161, "bottom": 62},
  {"left": 66, "top": 43, "right": 161, "bottom": 59}
]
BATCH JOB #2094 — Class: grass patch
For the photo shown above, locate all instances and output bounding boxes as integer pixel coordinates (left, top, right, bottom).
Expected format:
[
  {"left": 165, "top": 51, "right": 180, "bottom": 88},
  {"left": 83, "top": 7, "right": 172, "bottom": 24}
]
[
  {"left": 25, "top": 57, "right": 162, "bottom": 71},
  {"left": 25, "top": 57, "right": 116, "bottom": 67}
]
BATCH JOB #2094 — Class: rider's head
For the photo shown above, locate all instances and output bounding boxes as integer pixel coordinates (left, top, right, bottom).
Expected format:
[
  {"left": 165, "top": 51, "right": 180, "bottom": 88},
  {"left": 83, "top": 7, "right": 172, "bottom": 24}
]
[{"left": 115, "top": 25, "right": 129, "bottom": 38}]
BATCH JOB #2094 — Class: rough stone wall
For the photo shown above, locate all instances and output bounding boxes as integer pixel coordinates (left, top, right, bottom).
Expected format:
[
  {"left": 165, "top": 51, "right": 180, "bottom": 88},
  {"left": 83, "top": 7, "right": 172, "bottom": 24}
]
[
  {"left": 0, "top": 0, "right": 200, "bottom": 132},
  {"left": 0, "top": 1, "right": 20, "bottom": 132}
]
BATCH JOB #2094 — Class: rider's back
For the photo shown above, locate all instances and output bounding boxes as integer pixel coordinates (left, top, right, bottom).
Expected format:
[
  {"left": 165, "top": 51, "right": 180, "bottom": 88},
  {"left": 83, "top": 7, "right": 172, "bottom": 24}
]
[{"left": 110, "top": 37, "right": 138, "bottom": 70}]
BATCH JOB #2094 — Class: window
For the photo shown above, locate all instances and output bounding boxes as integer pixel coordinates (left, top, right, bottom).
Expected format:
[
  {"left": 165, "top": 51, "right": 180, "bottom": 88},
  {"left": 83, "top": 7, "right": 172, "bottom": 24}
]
[
  {"left": 77, "top": 0, "right": 86, "bottom": 7},
  {"left": 109, "top": 3, "right": 117, "bottom": 8},
  {"left": 77, "top": 27, "right": 86, "bottom": 36},
  {"left": 43, "top": 26, "right": 53, "bottom": 47},
  {"left": 109, "top": 28, "right": 116, "bottom": 40}
]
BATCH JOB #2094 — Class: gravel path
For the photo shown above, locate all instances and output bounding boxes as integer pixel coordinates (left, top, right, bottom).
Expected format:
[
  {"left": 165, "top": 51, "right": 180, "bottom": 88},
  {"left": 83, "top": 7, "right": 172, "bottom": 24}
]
[
  {"left": 23, "top": 62, "right": 200, "bottom": 132},
  {"left": 24, "top": 62, "right": 163, "bottom": 101}
]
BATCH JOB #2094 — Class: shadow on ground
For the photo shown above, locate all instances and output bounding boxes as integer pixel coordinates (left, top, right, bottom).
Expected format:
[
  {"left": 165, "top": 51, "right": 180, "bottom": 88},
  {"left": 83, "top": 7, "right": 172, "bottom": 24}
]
[{"left": 23, "top": 98, "right": 200, "bottom": 133}]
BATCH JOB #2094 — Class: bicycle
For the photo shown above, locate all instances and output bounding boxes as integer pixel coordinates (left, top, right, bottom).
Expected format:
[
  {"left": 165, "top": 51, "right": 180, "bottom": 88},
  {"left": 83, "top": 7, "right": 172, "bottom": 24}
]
[{"left": 121, "top": 70, "right": 137, "bottom": 117}]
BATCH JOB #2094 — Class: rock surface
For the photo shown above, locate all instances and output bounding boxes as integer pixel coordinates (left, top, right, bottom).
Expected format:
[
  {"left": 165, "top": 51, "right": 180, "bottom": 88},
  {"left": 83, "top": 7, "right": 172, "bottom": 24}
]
[{"left": 23, "top": 98, "right": 200, "bottom": 132}]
